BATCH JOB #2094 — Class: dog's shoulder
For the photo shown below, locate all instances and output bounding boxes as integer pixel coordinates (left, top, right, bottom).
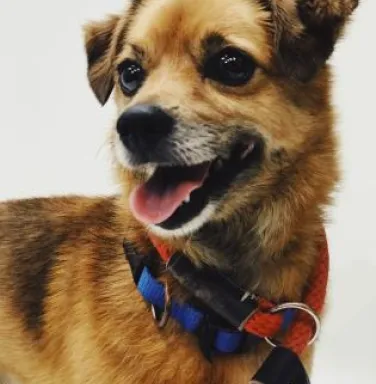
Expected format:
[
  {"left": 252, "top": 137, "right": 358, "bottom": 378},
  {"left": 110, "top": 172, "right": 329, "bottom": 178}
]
[
  {"left": 0, "top": 195, "right": 122, "bottom": 338},
  {"left": 0, "top": 195, "right": 120, "bottom": 253}
]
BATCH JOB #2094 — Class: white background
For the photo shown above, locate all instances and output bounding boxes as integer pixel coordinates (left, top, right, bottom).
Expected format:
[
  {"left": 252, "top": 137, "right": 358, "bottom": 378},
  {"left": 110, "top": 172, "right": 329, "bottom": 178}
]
[{"left": 0, "top": 1, "right": 375, "bottom": 382}]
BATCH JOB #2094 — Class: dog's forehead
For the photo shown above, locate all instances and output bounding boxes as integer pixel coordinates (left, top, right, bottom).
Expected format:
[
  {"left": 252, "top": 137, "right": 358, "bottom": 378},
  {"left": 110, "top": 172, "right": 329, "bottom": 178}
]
[{"left": 122, "top": 0, "right": 271, "bottom": 63}]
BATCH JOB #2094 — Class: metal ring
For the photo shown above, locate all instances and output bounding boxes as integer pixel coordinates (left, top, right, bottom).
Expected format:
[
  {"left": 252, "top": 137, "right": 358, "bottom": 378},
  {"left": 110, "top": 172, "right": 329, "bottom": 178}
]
[
  {"left": 264, "top": 302, "right": 321, "bottom": 348},
  {"left": 151, "top": 283, "right": 172, "bottom": 329}
]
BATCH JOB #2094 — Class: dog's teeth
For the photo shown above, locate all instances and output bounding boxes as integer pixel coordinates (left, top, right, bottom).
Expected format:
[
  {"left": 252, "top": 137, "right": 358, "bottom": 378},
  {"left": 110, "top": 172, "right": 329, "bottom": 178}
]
[
  {"left": 241, "top": 142, "right": 255, "bottom": 160},
  {"left": 184, "top": 196, "right": 190, "bottom": 204}
]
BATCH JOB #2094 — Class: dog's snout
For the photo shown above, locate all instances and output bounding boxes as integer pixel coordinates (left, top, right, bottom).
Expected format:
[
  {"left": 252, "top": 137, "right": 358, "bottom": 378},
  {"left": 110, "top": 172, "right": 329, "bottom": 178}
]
[{"left": 117, "top": 104, "right": 175, "bottom": 153}]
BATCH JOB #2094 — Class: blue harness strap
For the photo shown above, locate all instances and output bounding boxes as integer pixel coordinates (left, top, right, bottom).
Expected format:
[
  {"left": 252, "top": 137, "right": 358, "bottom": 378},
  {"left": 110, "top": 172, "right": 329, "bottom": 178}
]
[
  {"left": 137, "top": 267, "right": 295, "bottom": 354},
  {"left": 138, "top": 267, "right": 203, "bottom": 332}
]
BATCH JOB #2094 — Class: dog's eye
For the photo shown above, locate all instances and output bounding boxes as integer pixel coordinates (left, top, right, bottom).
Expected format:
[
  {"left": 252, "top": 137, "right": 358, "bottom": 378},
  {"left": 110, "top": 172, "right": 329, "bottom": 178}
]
[
  {"left": 118, "top": 60, "right": 145, "bottom": 96},
  {"left": 204, "top": 48, "right": 256, "bottom": 87}
]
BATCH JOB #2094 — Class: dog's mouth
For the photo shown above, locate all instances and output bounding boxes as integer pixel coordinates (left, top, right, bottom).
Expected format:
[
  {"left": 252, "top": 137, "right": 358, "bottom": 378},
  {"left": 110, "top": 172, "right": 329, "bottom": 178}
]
[{"left": 129, "top": 137, "right": 263, "bottom": 230}]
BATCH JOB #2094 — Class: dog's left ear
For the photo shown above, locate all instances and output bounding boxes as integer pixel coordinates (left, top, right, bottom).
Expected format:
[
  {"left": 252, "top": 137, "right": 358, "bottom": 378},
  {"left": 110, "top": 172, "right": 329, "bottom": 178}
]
[
  {"left": 84, "top": 15, "right": 120, "bottom": 105},
  {"left": 269, "top": 0, "right": 360, "bottom": 82}
]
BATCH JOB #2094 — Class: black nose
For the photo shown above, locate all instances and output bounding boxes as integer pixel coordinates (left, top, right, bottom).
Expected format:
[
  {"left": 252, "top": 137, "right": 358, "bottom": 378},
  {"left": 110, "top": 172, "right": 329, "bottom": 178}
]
[{"left": 116, "top": 104, "right": 175, "bottom": 154}]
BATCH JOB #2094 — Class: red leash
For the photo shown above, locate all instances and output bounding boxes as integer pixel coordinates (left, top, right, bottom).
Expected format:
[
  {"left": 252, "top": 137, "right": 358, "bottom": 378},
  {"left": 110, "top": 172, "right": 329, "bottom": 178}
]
[{"left": 150, "top": 234, "right": 329, "bottom": 355}]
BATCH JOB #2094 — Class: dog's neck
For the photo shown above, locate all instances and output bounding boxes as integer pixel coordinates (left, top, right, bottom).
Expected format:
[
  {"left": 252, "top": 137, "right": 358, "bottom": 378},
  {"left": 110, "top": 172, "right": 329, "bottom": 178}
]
[
  {"left": 183, "top": 206, "right": 322, "bottom": 302},
  {"left": 169, "top": 143, "right": 334, "bottom": 302}
]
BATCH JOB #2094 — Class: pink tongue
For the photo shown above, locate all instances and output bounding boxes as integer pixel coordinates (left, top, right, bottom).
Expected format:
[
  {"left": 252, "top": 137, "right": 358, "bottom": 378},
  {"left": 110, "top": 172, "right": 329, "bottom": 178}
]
[
  {"left": 130, "top": 180, "right": 202, "bottom": 225},
  {"left": 129, "top": 162, "right": 211, "bottom": 225}
]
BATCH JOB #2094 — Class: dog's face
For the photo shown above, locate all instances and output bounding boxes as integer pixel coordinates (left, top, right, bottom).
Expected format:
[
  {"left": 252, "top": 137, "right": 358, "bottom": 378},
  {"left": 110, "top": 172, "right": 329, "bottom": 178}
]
[{"left": 84, "top": 0, "right": 358, "bottom": 238}]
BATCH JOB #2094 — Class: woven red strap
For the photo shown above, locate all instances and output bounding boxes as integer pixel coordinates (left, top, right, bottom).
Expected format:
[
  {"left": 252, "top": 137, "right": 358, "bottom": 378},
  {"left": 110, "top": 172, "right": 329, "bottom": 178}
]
[
  {"left": 283, "top": 239, "right": 329, "bottom": 354},
  {"left": 150, "top": 234, "right": 329, "bottom": 355},
  {"left": 243, "top": 237, "right": 329, "bottom": 354}
]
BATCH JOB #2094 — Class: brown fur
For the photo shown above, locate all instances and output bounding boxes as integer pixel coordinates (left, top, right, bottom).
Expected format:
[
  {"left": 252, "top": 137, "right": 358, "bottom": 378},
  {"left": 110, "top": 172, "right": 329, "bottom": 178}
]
[{"left": 0, "top": 0, "right": 359, "bottom": 382}]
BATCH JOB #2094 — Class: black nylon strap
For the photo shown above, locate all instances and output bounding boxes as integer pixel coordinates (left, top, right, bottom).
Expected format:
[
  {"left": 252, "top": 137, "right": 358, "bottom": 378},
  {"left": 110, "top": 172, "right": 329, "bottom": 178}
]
[
  {"left": 167, "top": 253, "right": 258, "bottom": 330},
  {"left": 123, "top": 240, "right": 160, "bottom": 284},
  {"left": 251, "top": 347, "right": 310, "bottom": 384},
  {"left": 123, "top": 240, "right": 145, "bottom": 284}
]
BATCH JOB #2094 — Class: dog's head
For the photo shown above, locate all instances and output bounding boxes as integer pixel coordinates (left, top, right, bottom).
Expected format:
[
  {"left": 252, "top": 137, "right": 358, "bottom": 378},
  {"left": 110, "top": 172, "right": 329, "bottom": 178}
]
[{"left": 84, "top": 0, "right": 358, "bottom": 238}]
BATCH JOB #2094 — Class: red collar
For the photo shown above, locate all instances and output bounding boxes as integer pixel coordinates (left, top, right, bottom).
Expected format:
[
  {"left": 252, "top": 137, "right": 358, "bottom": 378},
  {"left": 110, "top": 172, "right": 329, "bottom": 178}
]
[{"left": 149, "top": 234, "right": 329, "bottom": 355}]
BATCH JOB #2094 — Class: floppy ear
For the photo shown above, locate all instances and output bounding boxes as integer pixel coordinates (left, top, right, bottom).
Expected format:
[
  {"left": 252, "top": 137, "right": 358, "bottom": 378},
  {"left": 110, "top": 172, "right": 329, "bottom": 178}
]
[
  {"left": 266, "top": 0, "right": 360, "bottom": 82},
  {"left": 83, "top": 15, "right": 120, "bottom": 105}
]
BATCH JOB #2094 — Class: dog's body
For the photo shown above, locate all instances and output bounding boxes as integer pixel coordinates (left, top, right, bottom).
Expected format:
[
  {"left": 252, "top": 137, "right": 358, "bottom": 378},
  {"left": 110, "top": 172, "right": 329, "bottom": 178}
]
[
  {"left": 0, "top": 196, "right": 289, "bottom": 384},
  {"left": 0, "top": 0, "right": 359, "bottom": 383}
]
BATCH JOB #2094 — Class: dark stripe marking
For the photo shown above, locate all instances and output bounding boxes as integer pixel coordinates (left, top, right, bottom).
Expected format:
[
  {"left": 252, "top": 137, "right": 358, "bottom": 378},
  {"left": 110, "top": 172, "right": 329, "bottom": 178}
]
[
  {"left": 87, "top": 28, "right": 114, "bottom": 68},
  {"left": 115, "top": 0, "right": 146, "bottom": 56},
  {"left": 11, "top": 231, "right": 68, "bottom": 336}
]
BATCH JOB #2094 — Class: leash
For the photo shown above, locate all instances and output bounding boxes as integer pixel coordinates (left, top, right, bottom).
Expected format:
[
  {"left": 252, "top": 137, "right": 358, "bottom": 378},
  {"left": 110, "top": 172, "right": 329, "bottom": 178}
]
[{"left": 125, "top": 234, "right": 329, "bottom": 383}]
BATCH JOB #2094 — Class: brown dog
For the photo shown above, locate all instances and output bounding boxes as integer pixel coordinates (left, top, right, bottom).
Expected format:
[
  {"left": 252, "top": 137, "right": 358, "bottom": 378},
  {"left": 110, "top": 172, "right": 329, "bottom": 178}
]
[{"left": 0, "top": 0, "right": 359, "bottom": 383}]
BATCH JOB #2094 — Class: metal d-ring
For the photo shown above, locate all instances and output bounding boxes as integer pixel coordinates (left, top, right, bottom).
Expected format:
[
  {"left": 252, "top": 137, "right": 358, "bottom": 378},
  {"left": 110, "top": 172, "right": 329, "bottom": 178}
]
[
  {"left": 264, "top": 302, "right": 321, "bottom": 348},
  {"left": 151, "top": 282, "right": 172, "bottom": 329}
]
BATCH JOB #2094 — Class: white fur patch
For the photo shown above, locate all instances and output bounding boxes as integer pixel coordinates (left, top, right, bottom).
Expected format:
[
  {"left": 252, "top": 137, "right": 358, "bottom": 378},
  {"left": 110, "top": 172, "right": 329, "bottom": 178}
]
[
  {"left": 148, "top": 202, "right": 217, "bottom": 238},
  {"left": 114, "top": 134, "right": 136, "bottom": 169},
  {"left": 114, "top": 135, "right": 157, "bottom": 178}
]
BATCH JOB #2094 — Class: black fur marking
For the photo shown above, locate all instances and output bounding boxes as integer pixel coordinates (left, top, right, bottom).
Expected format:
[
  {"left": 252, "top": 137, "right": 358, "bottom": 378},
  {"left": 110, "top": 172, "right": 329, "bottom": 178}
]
[
  {"left": 256, "top": 0, "right": 357, "bottom": 82},
  {"left": 277, "top": 2, "right": 346, "bottom": 82},
  {"left": 129, "top": 44, "right": 147, "bottom": 63},
  {"left": 199, "top": 33, "right": 228, "bottom": 73},
  {"left": 4, "top": 198, "right": 117, "bottom": 339},
  {"left": 90, "top": 74, "right": 115, "bottom": 106},
  {"left": 85, "top": 16, "right": 120, "bottom": 105},
  {"left": 290, "top": 2, "right": 344, "bottom": 81},
  {"left": 115, "top": 0, "right": 145, "bottom": 56},
  {"left": 255, "top": 0, "right": 272, "bottom": 13},
  {"left": 202, "top": 33, "right": 227, "bottom": 56},
  {"left": 3, "top": 200, "right": 69, "bottom": 338},
  {"left": 11, "top": 232, "right": 68, "bottom": 337},
  {"left": 270, "top": 148, "right": 289, "bottom": 166},
  {"left": 87, "top": 29, "right": 114, "bottom": 68},
  {"left": 115, "top": 21, "right": 129, "bottom": 57}
]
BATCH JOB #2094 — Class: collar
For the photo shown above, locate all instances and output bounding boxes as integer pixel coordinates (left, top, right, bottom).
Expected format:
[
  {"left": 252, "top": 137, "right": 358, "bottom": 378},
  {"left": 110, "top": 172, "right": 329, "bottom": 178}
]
[{"left": 124, "top": 233, "right": 329, "bottom": 361}]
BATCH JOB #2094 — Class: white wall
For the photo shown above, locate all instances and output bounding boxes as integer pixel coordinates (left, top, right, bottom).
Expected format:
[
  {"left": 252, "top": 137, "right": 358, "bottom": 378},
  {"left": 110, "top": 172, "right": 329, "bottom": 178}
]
[{"left": 0, "top": 1, "right": 375, "bottom": 382}]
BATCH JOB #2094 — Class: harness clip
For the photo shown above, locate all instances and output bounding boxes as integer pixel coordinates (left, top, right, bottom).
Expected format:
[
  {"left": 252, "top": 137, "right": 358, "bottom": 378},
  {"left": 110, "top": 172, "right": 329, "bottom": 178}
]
[
  {"left": 151, "top": 282, "right": 172, "bottom": 328},
  {"left": 264, "top": 302, "right": 321, "bottom": 348}
]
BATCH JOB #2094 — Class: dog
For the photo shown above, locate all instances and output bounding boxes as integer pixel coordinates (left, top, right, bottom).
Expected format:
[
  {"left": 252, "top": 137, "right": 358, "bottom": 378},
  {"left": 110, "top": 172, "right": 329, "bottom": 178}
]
[{"left": 0, "top": 0, "right": 359, "bottom": 383}]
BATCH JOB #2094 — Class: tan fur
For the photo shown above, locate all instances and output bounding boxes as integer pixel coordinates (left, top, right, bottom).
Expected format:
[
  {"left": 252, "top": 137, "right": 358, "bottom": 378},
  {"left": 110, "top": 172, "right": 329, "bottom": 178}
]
[{"left": 0, "top": 0, "right": 359, "bottom": 382}]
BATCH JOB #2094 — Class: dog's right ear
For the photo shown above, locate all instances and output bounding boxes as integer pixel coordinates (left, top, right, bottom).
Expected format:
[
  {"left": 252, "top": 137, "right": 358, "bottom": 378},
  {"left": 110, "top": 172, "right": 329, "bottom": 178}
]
[
  {"left": 84, "top": 15, "right": 120, "bottom": 105},
  {"left": 265, "top": 0, "right": 360, "bottom": 82}
]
